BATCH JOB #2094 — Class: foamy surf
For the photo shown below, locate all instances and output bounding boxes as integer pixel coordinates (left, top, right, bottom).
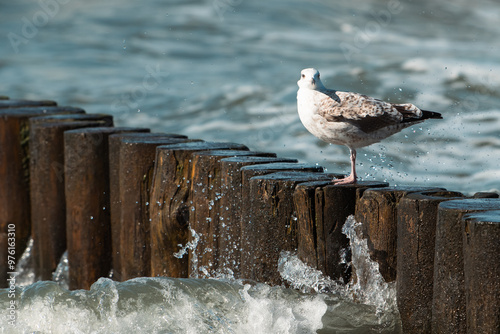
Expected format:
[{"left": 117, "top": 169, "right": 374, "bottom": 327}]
[{"left": 3, "top": 216, "right": 402, "bottom": 333}]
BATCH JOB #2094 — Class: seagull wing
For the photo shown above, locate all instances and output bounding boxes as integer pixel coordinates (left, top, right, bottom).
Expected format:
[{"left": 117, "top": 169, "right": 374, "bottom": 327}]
[{"left": 316, "top": 90, "right": 425, "bottom": 133}]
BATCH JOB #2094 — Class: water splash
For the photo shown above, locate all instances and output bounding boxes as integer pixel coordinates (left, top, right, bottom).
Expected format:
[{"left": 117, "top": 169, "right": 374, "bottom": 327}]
[
  {"left": 2, "top": 216, "right": 403, "bottom": 333},
  {"left": 278, "top": 252, "right": 343, "bottom": 295},
  {"left": 1, "top": 277, "right": 327, "bottom": 334},
  {"left": 341, "top": 216, "right": 398, "bottom": 316},
  {"left": 52, "top": 251, "right": 69, "bottom": 290},
  {"left": 278, "top": 215, "right": 401, "bottom": 332},
  {"left": 15, "top": 238, "right": 36, "bottom": 287}
]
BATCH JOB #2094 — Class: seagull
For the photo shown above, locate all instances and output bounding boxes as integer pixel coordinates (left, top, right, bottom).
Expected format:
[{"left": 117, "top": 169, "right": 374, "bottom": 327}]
[{"left": 297, "top": 68, "right": 442, "bottom": 185}]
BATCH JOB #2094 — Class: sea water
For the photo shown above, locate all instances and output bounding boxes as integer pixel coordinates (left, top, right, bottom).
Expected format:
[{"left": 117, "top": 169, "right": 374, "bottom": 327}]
[
  {"left": 0, "top": 0, "right": 498, "bottom": 194},
  {"left": 1, "top": 216, "right": 401, "bottom": 333}
]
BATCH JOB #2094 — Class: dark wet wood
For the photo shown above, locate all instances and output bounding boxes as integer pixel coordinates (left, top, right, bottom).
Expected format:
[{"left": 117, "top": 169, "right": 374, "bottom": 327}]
[
  {"left": 432, "top": 198, "right": 500, "bottom": 334},
  {"left": 0, "top": 99, "right": 57, "bottom": 108},
  {"left": 0, "top": 106, "right": 84, "bottom": 287},
  {"left": 29, "top": 115, "right": 113, "bottom": 281},
  {"left": 108, "top": 132, "right": 186, "bottom": 280},
  {"left": 294, "top": 181, "right": 388, "bottom": 284},
  {"left": 110, "top": 135, "right": 191, "bottom": 282},
  {"left": 189, "top": 150, "right": 277, "bottom": 278},
  {"left": 354, "top": 186, "right": 444, "bottom": 282},
  {"left": 472, "top": 191, "right": 499, "bottom": 198},
  {"left": 396, "top": 190, "right": 465, "bottom": 334},
  {"left": 241, "top": 171, "right": 340, "bottom": 285},
  {"left": 149, "top": 142, "right": 248, "bottom": 278},
  {"left": 64, "top": 127, "right": 150, "bottom": 290},
  {"left": 462, "top": 210, "right": 500, "bottom": 334},
  {"left": 217, "top": 156, "right": 298, "bottom": 278}
]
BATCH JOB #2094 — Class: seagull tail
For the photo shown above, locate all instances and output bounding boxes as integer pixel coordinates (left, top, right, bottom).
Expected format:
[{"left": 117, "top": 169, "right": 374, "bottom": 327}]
[{"left": 421, "top": 109, "right": 443, "bottom": 120}]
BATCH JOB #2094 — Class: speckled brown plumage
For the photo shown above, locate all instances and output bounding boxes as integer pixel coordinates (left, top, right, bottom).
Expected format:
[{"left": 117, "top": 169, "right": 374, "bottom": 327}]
[{"left": 297, "top": 68, "right": 442, "bottom": 184}]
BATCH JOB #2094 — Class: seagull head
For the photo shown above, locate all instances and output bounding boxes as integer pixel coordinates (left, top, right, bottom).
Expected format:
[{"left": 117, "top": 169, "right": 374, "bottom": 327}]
[{"left": 297, "top": 68, "right": 325, "bottom": 90}]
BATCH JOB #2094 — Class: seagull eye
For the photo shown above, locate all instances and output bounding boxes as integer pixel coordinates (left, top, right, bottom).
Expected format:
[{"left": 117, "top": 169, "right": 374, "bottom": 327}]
[{"left": 301, "top": 74, "right": 305, "bottom": 78}]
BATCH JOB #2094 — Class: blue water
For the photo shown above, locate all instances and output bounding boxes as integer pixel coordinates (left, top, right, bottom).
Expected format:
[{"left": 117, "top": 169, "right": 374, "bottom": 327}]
[
  {"left": 1, "top": 0, "right": 499, "bottom": 332},
  {"left": 1, "top": 0, "right": 499, "bottom": 194}
]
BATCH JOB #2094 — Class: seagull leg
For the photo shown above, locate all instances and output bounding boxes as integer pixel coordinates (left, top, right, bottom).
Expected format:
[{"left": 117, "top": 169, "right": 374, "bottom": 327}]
[{"left": 334, "top": 148, "right": 357, "bottom": 185}]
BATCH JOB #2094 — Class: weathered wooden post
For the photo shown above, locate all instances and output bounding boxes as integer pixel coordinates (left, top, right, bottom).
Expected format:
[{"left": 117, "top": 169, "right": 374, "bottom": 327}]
[
  {"left": 189, "top": 150, "right": 277, "bottom": 278},
  {"left": 240, "top": 163, "right": 324, "bottom": 216},
  {"left": 462, "top": 210, "right": 500, "bottom": 334},
  {"left": 294, "top": 181, "right": 388, "bottom": 283},
  {"left": 396, "top": 190, "right": 465, "bottom": 334},
  {"left": 354, "top": 186, "right": 444, "bottom": 282},
  {"left": 107, "top": 132, "right": 188, "bottom": 279},
  {"left": 432, "top": 198, "right": 500, "bottom": 334},
  {"left": 0, "top": 106, "right": 84, "bottom": 287},
  {"left": 64, "top": 127, "right": 150, "bottom": 289},
  {"left": 110, "top": 135, "right": 191, "bottom": 282},
  {"left": 241, "top": 171, "right": 342, "bottom": 285},
  {"left": 217, "top": 156, "right": 298, "bottom": 277},
  {"left": 0, "top": 99, "right": 57, "bottom": 108},
  {"left": 29, "top": 114, "right": 113, "bottom": 280},
  {"left": 472, "top": 192, "right": 499, "bottom": 198},
  {"left": 149, "top": 141, "right": 247, "bottom": 278}
]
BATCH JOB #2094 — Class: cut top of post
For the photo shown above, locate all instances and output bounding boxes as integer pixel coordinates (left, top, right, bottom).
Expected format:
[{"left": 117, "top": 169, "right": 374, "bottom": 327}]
[
  {"left": 221, "top": 156, "right": 298, "bottom": 164},
  {"left": 193, "top": 150, "right": 276, "bottom": 158},
  {"left": 249, "top": 171, "right": 334, "bottom": 183},
  {"left": 439, "top": 198, "right": 500, "bottom": 212},
  {"left": 0, "top": 99, "right": 57, "bottom": 108},
  {"left": 241, "top": 162, "right": 323, "bottom": 173},
  {"left": 156, "top": 141, "right": 248, "bottom": 152},
  {"left": 463, "top": 210, "right": 500, "bottom": 223},
  {"left": 29, "top": 113, "right": 113, "bottom": 125},
  {"left": 0, "top": 106, "right": 85, "bottom": 117}
]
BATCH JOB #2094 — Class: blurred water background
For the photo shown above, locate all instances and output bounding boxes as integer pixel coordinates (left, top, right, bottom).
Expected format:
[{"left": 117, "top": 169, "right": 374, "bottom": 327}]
[{"left": 1, "top": 0, "right": 499, "bottom": 332}]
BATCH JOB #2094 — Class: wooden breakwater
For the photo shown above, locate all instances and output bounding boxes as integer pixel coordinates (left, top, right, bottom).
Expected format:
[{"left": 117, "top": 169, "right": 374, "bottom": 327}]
[{"left": 1, "top": 97, "right": 499, "bottom": 333}]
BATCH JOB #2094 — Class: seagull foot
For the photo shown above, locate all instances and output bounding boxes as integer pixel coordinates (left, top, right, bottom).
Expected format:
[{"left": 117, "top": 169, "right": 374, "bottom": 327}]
[{"left": 333, "top": 175, "right": 357, "bottom": 185}]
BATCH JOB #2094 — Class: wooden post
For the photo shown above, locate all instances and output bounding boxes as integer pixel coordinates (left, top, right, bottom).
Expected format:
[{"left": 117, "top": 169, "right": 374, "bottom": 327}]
[
  {"left": 189, "top": 150, "right": 277, "bottom": 278},
  {"left": 149, "top": 142, "right": 248, "bottom": 278},
  {"left": 354, "top": 186, "right": 444, "bottom": 282},
  {"left": 472, "top": 192, "right": 499, "bottom": 198},
  {"left": 432, "top": 198, "right": 500, "bottom": 334},
  {"left": 0, "top": 106, "right": 84, "bottom": 287},
  {"left": 462, "top": 210, "right": 500, "bottom": 334},
  {"left": 217, "top": 156, "right": 298, "bottom": 277},
  {"left": 0, "top": 99, "right": 57, "bottom": 108},
  {"left": 64, "top": 127, "right": 150, "bottom": 290},
  {"left": 112, "top": 135, "right": 192, "bottom": 282},
  {"left": 29, "top": 114, "right": 113, "bottom": 280},
  {"left": 240, "top": 163, "right": 325, "bottom": 217},
  {"left": 396, "top": 190, "right": 465, "bottom": 334},
  {"left": 294, "top": 181, "right": 388, "bottom": 283},
  {"left": 107, "top": 132, "right": 187, "bottom": 280},
  {"left": 241, "top": 171, "right": 341, "bottom": 285}
]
